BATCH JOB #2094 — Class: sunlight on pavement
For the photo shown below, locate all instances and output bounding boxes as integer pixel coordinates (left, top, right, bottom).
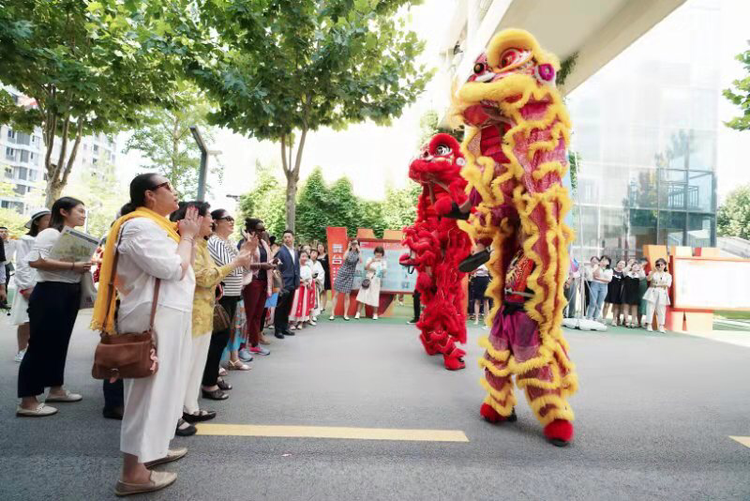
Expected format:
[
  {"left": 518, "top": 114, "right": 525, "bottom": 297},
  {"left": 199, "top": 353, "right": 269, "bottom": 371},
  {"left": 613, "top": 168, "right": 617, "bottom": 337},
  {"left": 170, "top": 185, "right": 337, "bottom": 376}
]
[
  {"left": 195, "top": 424, "right": 469, "bottom": 442},
  {"left": 729, "top": 436, "right": 750, "bottom": 449}
]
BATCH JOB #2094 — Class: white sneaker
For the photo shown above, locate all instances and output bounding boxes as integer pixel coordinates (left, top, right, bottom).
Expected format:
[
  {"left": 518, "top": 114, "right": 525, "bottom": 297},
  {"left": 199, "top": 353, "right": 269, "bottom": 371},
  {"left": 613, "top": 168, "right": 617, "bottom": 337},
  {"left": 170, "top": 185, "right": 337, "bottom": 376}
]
[
  {"left": 16, "top": 403, "right": 58, "bottom": 417},
  {"left": 646, "top": 325, "right": 653, "bottom": 332},
  {"left": 14, "top": 350, "right": 26, "bottom": 363},
  {"left": 658, "top": 327, "right": 666, "bottom": 333},
  {"left": 373, "top": 314, "right": 378, "bottom": 320},
  {"left": 354, "top": 312, "right": 360, "bottom": 319},
  {"left": 45, "top": 390, "right": 83, "bottom": 403}
]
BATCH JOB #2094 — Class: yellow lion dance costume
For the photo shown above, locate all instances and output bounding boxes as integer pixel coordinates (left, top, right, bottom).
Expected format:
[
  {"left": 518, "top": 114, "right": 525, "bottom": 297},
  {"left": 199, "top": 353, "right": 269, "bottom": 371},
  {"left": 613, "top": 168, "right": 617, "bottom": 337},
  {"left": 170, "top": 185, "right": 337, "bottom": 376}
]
[{"left": 456, "top": 29, "right": 578, "bottom": 446}]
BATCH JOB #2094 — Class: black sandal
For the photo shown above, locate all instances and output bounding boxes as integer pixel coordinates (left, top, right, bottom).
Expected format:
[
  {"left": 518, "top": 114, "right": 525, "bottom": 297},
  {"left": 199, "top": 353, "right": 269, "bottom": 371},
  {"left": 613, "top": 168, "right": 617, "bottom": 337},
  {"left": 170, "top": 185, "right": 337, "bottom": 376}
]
[
  {"left": 217, "top": 378, "right": 232, "bottom": 391},
  {"left": 183, "top": 409, "right": 216, "bottom": 423},
  {"left": 442, "top": 202, "right": 470, "bottom": 220},
  {"left": 175, "top": 418, "right": 197, "bottom": 436},
  {"left": 201, "top": 388, "right": 229, "bottom": 401},
  {"left": 459, "top": 248, "right": 491, "bottom": 273}
]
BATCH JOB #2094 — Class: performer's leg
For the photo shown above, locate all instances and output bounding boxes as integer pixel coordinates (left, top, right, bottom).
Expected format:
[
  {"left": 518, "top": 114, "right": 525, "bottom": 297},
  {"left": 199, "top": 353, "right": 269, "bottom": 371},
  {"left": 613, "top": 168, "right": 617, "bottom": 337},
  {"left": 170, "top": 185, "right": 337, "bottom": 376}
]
[
  {"left": 480, "top": 369, "right": 517, "bottom": 423},
  {"left": 520, "top": 362, "right": 575, "bottom": 447}
]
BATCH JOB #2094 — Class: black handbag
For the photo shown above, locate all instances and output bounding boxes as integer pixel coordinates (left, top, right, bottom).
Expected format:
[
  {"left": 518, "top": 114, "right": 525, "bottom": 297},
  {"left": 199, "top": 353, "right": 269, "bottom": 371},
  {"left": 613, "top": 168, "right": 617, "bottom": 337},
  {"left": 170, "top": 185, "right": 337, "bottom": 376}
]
[{"left": 361, "top": 278, "right": 371, "bottom": 289}]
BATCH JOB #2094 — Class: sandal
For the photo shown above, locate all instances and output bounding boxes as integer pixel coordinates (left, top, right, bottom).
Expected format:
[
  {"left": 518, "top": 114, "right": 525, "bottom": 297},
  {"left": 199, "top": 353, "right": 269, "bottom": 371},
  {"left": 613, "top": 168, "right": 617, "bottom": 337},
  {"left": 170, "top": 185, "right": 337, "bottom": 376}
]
[
  {"left": 201, "top": 388, "right": 229, "bottom": 401},
  {"left": 228, "top": 360, "right": 251, "bottom": 371},
  {"left": 182, "top": 409, "right": 216, "bottom": 423},
  {"left": 175, "top": 418, "right": 197, "bottom": 436},
  {"left": 217, "top": 378, "right": 232, "bottom": 391},
  {"left": 218, "top": 367, "right": 228, "bottom": 377}
]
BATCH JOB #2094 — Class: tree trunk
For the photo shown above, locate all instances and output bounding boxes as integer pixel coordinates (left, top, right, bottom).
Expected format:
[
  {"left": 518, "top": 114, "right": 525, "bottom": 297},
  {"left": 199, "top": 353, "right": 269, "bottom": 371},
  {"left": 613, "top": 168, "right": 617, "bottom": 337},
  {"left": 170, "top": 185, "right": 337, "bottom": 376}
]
[
  {"left": 280, "top": 127, "right": 308, "bottom": 233},
  {"left": 45, "top": 179, "right": 64, "bottom": 208},
  {"left": 284, "top": 173, "right": 297, "bottom": 232}
]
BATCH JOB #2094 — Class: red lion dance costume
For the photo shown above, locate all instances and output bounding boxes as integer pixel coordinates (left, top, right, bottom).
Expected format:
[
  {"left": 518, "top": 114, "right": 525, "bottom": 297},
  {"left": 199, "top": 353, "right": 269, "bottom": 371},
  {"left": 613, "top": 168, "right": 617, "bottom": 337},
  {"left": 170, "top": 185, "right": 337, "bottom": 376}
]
[
  {"left": 401, "top": 134, "right": 472, "bottom": 370},
  {"left": 456, "top": 29, "right": 578, "bottom": 445}
]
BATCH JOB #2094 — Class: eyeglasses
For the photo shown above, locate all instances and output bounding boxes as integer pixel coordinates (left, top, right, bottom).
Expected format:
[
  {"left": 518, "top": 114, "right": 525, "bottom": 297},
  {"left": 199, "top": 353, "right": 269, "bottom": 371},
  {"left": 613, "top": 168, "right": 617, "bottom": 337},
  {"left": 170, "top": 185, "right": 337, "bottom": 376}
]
[
  {"left": 149, "top": 181, "right": 173, "bottom": 193},
  {"left": 217, "top": 216, "right": 234, "bottom": 223}
]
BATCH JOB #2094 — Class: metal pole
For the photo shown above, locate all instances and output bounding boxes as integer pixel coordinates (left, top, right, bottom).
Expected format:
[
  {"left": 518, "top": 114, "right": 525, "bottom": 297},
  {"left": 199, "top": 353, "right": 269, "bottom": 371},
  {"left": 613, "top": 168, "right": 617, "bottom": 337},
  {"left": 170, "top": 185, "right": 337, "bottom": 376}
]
[
  {"left": 574, "top": 151, "right": 586, "bottom": 319},
  {"left": 190, "top": 125, "right": 208, "bottom": 202}
]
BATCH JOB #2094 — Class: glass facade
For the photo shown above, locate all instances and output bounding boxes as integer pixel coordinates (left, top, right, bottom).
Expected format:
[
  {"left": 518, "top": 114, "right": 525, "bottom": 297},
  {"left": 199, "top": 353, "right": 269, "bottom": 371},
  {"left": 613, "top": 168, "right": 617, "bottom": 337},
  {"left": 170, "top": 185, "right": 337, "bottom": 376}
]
[{"left": 567, "top": 0, "right": 719, "bottom": 261}]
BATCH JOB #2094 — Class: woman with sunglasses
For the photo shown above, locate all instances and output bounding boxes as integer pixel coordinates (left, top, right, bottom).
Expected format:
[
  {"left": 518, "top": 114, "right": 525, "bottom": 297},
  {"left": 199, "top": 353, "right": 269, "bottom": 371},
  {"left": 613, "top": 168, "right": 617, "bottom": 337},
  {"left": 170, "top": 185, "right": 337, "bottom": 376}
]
[
  {"left": 642, "top": 258, "right": 672, "bottom": 333},
  {"left": 91, "top": 174, "right": 200, "bottom": 495},
  {"left": 207, "top": 210, "right": 251, "bottom": 381}
]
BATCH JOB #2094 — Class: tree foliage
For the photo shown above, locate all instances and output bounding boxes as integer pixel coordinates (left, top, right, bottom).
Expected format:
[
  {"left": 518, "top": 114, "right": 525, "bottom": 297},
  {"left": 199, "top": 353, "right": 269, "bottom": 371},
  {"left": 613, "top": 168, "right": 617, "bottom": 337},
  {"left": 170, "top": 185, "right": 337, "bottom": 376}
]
[
  {"left": 195, "top": 0, "right": 432, "bottom": 231},
  {"left": 125, "top": 85, "right": 222, "bottom": 199},
  {"left": 238, "top": 162, "right": 287, "bottom": 239},
  {"left": 418, "top": 109, "right": 463, "bottom": 146},
  {"left": 724, "top": 42, "right": 750, "bottom": 131},
  {"left": 717, "top": 184, "right": 750, "bottom": 240},
  {"left": 240, "top": 164, "right": 420, "bottom": 245},
  {"left": 0, "top": 0, "right": 212, "bottom": 206}
]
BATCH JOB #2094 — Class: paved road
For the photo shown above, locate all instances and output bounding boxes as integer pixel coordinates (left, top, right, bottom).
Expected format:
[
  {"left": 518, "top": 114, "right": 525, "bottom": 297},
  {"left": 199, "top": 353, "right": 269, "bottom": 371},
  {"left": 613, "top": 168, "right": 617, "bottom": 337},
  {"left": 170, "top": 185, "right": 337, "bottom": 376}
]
[{"left": 0, "top": 311, "right": 749, "bottom": 500}]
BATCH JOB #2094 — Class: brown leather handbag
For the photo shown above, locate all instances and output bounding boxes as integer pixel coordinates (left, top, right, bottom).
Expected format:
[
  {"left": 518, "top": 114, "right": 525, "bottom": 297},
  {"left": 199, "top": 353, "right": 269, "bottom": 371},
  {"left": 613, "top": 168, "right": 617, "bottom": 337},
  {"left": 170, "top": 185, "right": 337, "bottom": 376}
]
[{"left": 91, "top": 242, "right": 161, "bottom": 380}]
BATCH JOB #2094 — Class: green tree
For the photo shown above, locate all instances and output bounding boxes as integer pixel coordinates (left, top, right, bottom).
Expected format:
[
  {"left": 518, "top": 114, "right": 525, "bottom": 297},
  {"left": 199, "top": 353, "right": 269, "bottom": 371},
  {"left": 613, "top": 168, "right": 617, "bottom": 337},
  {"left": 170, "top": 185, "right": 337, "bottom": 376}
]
[
  {"left": 238, "top": 161, "right": 287, "bottom": 239},
  {"left": 724, "top": 42, "right": 750, "bottom": 131},
  {"left": 382, "top": 181, "right": 420, "bottom": 230},
  {"left": 357, "top": 199, "right": 386, "bottom": 238},
  {"left": 326, "top": 176, "right": 360, "bottom": 237},
  {"left": 717, "top": 184, "right": 750, "bottom": 239},
  {"left": 418, "top": 109, "right": 463, "bottom": 146},
  {"left": 68, "top": 162, "right": 128, "bottom": 239},
  {"left": 126, "top": 86, "right": 222, "bottom": 199},
  {"left": 296, "top": 167, "right": 332, "bottom": 244},
  {"left": 0, "top": 0, "right": 212, "bottom": 206},
  {"left": 196, "top": 0, "right": 432, "bottom": 231}
]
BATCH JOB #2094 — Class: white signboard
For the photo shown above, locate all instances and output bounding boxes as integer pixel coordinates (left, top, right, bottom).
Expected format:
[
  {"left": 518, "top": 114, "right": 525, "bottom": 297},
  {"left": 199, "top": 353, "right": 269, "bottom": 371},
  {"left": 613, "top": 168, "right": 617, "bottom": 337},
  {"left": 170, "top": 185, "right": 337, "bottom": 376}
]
[{"left": 673, "top": 258, "right": 750, "bottom": 311}]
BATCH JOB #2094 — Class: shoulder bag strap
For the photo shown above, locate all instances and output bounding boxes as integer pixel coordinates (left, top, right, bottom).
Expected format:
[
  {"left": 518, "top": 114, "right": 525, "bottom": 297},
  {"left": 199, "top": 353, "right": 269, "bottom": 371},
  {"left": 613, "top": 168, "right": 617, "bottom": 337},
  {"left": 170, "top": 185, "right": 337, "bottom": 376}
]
[{"left": 148, "top": 278, "right": 161, "bottom": 331}]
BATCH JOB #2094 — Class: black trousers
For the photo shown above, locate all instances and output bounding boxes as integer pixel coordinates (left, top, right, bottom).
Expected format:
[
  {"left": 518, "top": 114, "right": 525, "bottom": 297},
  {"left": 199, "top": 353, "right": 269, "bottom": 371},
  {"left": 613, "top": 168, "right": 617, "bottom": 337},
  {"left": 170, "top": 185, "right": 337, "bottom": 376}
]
[
  {"left": 202, "top": 295, "right": 238, "bottom": 387},
  {"left": 18, "top": 282, "right": 81, "bottom": 398},
  {"left": 412, "top": 291, "right": 421, "bottom": 321},
  {"left": 103, "top": 379, "right": 124, "bottom": 409},
  {"left": 274, "top": 287, "right": 296, "bottom": 333}
]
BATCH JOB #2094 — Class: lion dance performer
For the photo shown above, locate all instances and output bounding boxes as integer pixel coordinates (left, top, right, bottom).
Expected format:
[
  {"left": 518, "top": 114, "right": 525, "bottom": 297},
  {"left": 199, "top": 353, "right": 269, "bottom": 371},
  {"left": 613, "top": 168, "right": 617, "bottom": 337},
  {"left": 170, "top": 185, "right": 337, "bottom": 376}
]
[
  {"left": 455, "top": 29, "right": 578, "bottom": 445},
  {"left": 400, "top": 133, "right": 473, "bottom": 371}
]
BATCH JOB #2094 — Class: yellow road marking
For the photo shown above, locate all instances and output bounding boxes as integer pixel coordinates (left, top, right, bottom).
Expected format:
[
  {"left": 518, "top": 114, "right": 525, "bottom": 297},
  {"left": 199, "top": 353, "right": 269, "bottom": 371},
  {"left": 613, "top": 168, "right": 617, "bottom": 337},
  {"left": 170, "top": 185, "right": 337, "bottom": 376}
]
[
  {"left": 729, "top": 436, "right": 750, "bottom": 448},
  {"left": 195, "top": 424, "right": 469, "bottom": 442}
]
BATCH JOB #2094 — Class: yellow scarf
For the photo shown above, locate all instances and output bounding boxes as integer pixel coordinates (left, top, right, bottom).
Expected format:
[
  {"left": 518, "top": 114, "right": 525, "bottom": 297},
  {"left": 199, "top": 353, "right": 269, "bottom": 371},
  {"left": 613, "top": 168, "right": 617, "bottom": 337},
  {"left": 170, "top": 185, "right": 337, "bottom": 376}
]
[{"left": 90, "top": 207, "right": 180, "bottom": 333}]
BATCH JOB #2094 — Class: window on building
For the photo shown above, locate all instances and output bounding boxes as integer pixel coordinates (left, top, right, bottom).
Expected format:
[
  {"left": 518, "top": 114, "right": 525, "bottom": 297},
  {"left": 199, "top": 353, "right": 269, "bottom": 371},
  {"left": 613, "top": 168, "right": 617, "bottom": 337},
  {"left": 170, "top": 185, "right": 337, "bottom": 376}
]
[
  {"left": 5, "top": 147, "right": 15, "bottom": 160},
  {"left": 6, "top": 129, "right": 16, "bottom": 141},
  {"left": 4, "top": 167, "right": 12, "bottom": 179},
  {"left": 93, "top": 144, "right": 99, "bottom": 153},
  {"left": 19, "top": 150, "right": 30, "bottom": 163},
  {"left": 14, "top": 184, "right": 27, "bottom": 196},
  {"left": 16, "top": 132, "right": 31, "bottom": 145},
  {"left": 28, "top": 169, "right": 38, "bottom": 182},
  {"left": 14, "top": 166, "right": 28, "bottom": 180},
  {"left": 0, "top": 201, "right": 9, "bottom": 209}
]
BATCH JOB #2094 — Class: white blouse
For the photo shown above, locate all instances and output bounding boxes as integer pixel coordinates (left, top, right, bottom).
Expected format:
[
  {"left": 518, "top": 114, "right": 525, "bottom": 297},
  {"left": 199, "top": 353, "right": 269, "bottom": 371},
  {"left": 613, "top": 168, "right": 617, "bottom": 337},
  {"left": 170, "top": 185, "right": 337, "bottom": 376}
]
[
  {"left": 115, "top": 218, "right": 195, "bottom": 325},
  {"left": 309, "top": 260, "right": 325, "bottom": 289},
  {"left": 299, "top": 262, "right": 313, "bottom": 287},
  {"left": 12, "top": 235, "right": 37, "bottom": 291},
  {"left": 27, "top": 228, "right": 82, "bottom": 284},
  {"left": 643, "top": 271, "right": 672, "bottom": 305}
]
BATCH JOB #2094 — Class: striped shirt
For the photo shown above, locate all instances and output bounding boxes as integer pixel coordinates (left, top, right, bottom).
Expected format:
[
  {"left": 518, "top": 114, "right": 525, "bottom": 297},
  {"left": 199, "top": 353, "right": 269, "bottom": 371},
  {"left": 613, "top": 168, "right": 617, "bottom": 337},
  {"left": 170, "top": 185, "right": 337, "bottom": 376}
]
[{"left": 207, "top": 235, "right": 244, "bottom": 297}]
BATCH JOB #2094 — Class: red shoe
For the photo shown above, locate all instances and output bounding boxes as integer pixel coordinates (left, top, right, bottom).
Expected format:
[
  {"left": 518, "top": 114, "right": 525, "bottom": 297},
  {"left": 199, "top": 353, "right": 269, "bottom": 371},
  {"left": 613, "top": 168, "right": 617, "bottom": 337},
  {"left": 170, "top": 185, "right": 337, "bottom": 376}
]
[
  {"left": 419, "top": 333, "right": 438, "bottom": 356},
  {"left": 443, "top": 347, "right": 466, "bottom": 371},
  {"left": 543, "top": 419, "right": 574, "bottom": 447},
  {"left": 480, "top": 403, "right": 517, "bottom": 423}
]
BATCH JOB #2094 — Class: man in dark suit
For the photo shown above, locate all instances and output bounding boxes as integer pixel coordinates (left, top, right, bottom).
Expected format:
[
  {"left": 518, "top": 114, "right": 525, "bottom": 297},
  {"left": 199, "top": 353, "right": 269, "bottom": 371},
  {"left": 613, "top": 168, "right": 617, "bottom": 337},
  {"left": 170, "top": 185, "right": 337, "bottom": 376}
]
[{"left": 274, "top": 229, "right": 300, "bottom": 338}]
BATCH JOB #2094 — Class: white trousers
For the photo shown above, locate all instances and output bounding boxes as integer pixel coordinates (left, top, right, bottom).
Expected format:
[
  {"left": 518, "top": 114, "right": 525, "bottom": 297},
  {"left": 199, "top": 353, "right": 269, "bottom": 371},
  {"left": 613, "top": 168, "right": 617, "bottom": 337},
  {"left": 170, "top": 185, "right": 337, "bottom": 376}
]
[
  {"left": 645, "top": 299, "right": 667, "bottom": 327},
  {"left": 120, "top": 306, "right": 192, "bottom": 463},
  {"left": 183, "top": 332, "right": 212, "bottom": 415}
]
